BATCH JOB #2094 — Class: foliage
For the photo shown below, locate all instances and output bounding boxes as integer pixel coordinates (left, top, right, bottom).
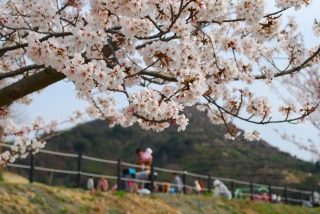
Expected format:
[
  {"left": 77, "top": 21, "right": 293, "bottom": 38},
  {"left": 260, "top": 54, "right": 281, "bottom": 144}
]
[{"left": 296, "top": 174, "right": 320, "bottom": 191}]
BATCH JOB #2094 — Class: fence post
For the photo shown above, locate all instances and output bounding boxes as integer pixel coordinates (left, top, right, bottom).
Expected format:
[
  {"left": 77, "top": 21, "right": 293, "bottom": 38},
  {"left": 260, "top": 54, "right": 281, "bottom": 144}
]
[
  {"left": 182, "top": 170, "right": 187, "bottom": 194},
  {"left": 250, "top": 181, "right": 253, "bottom": 201},
  {"left": 29, "top": 150, "right": 34, "bottom": 183},
  {"left": 284, "top": 186, "right": 288, "bottom": 204},
  {"left": 268, "top": 184, "right": 272, "bottom": 203},
  {"left": 76, "top": 150, "right": 82, "bottom": 188},
  {"left": 150, "top": 164, "right": 154, "bottom": 193},
  {"left": 230, "top": 180, "right": 234, "bottom": 199},
  {"left": 300, "top": 191, "right": 303, "bottom": 204},
  {"left": 208, "top": 174, "right": 212, "bottom": 193},
  {"left": 117, "top": 159, "right": 121, "bottom": 191}
]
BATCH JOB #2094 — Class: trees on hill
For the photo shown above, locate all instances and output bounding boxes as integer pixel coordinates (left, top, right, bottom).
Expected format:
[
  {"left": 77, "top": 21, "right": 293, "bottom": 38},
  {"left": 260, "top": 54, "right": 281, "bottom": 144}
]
[{"left": 0, "top": 0, "right": 320, "bottom": 164}]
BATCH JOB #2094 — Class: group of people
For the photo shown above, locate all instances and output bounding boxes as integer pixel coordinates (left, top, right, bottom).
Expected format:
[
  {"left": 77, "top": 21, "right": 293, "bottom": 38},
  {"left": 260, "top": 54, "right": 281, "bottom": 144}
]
[
  {"left": 85, "top": 147, "right": 233, "bottom": 200},
  {"left": 159, "top": 177, "right": 232, "bottom": 199},
  {"left": 87, "top": 176, "right": 108, "bottom": 192},
  {"left": 134, "top": 148, "right": 233, "bottom": 198},
  {"left": 84, "top": 153, "right": 320, "bottom": 208},
  {"left": 86, "top": 147, "right": 154, "bottom": 193},
  {"left": 158, "top": 173, "right": 183, "bottom": 194},
  {"left": 135, "top": 148, "right": 187, "bottom": 195}
]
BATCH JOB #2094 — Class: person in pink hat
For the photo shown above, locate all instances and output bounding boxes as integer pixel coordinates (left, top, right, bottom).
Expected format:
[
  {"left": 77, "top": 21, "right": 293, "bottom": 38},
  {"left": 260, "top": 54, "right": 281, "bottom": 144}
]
[{"left": 140, "top": 148, "right": 153, "bottom": 170}]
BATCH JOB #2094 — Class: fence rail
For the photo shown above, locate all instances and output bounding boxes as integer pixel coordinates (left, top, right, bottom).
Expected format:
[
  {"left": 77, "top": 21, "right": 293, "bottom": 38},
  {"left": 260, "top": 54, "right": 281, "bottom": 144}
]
[{"left": 0, "top": 143, "right": 316, "bottom": 206}]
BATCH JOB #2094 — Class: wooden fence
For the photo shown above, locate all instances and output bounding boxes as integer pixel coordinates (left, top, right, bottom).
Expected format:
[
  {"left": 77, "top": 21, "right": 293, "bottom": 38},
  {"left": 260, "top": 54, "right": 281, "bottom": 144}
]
[{"left": 0, "top": 143, "right": 316, "bottom": 206}]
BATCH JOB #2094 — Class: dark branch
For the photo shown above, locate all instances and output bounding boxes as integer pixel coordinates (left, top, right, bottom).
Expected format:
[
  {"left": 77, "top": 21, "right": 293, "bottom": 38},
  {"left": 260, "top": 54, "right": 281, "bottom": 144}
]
[
  {"left": 0, "top": 37, "right": 122, "bottom": 108},
  {"left": 140, "top": 70, "right": 177, "bottom": 82},
  {"left": 0, "top": 67, "right": 66, "bottom": 108},
  {"left": 0, "top": 64, "right": 45, "bottom": 80},
  {"left": 255, "top": 46, "right": 320, "bottom": 79},
  {"left": 0, "top": 32, "right": 72, "bottom": 57}
]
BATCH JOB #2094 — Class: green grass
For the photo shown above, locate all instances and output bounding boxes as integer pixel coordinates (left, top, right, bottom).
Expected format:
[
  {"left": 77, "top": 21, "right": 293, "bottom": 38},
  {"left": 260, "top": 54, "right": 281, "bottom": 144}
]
[
  {"left": 0, "top": 170, "right": 4, "bottom": 182},
  {"left": 230, "top": 200, "right": 319, "bottom": 214},
  {"left": 150, "top": 193, "right": 158, "bottom": 199},
  {"left": 108, "top": 207, "right": 124, "bottom": 214},
  {"left": 59, "top": 207, "right": 69, "bottom": 214},
  {"left": 30, "top": 196, "right": 46, "bottom": 207},
  {"left": 1, "top": 181, "right": 320, "bottom": 214},
  {"left": 55, "top": 195, "right": 68, "bottom": 203},
  {"left": 94, "top": 190, "right": 103, "bottom": 197},
  {"left": 114, "top": 190, "right": 127, "bottom": 197},
  {"left": 79, "top": 205, "right": 92, "bottom": 212}
]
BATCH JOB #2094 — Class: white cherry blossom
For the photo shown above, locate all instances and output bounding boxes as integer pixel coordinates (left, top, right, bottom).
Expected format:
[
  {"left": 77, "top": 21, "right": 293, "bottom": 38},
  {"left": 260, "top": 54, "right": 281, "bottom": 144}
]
[{"left": 0, "top": 0, "right": 319, "bottom": 165}]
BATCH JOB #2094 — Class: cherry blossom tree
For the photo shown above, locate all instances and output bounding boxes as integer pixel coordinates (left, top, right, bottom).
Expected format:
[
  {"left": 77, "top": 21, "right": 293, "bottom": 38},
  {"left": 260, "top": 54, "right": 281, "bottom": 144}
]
[
  {"left": 279, "top": 27, "right": 320, "bottom": 160},
  {"left": 0, "top": 0, "right": 319, "bottom": 165}
]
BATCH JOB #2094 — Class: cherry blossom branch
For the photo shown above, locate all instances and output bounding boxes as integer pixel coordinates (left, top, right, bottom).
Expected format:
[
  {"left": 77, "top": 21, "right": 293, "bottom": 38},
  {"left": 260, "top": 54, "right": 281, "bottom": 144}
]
[
  {"left": 204, "top": 95, "right": 320, "bottom": 125},
  {"left": 0, "top": 64, "right": 45, "bottom": 80},
  {"left": 255, "top": 46, "right": 320, "bottom": 80},
  {"left": 202, "top": 7, "right": 289, "bottom": 25},
  {"left": 107, "top": 37, "right": 120, "bottom": 65},
  {"left": 216, "top": 104, "right": 237, "bottom": 140},
  {"left": 0, "top": 0, "right": 319, "bottom": 140},
  {"left": 274, "top": 128, "right": 320, "bottom": 160},
  {"left": 145, "top": 15, "right": 164, "bottom": 34},
  {"left": 133, "top": 112, "right": 172, "bottom": 124},
  {"left": 0, "top": 36, "right": 126, "bottom": 108},
  {"left": 140, "top": 71, "right": 177, "bottom": 82},
  {"left": 56, "top": 0, "right": 70, "bottom": 15},
  {"left": 0, "top": 110, "right": 85, "bottom": 166},
  {"left": 90, "top": 98, "right": 106, "bottom": 119},
  {"left": 0, "top": 32, "right": 72, "bottom": 57}
]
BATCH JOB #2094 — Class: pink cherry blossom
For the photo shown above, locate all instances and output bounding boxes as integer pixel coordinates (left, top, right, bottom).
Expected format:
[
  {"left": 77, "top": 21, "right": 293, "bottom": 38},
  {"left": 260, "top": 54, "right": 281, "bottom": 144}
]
[{"left": 0, "top": 0, "right": 319, "bottom": 165}]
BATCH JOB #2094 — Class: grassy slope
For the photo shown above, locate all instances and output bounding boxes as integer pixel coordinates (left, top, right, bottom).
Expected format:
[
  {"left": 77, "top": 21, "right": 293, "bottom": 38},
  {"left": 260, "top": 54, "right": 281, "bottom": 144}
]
[{"left": 0, "top": 173, "right": 319, "bottom": 214}]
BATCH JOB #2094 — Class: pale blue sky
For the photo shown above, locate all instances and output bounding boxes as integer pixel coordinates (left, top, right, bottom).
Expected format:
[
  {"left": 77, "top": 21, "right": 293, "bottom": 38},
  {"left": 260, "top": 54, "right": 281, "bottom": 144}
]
[{"left": 17, "top": 1, "right": 320, "bottom": 162}]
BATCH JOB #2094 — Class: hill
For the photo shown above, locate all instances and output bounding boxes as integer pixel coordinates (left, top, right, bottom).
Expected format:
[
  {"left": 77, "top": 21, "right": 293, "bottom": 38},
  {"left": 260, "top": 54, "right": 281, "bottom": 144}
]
[
  {"left": 0, "top": 172, "right": 319, "bottom": 214},
  {"left": 9, "top": 107, "right": 320, "bottom": 190}
]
